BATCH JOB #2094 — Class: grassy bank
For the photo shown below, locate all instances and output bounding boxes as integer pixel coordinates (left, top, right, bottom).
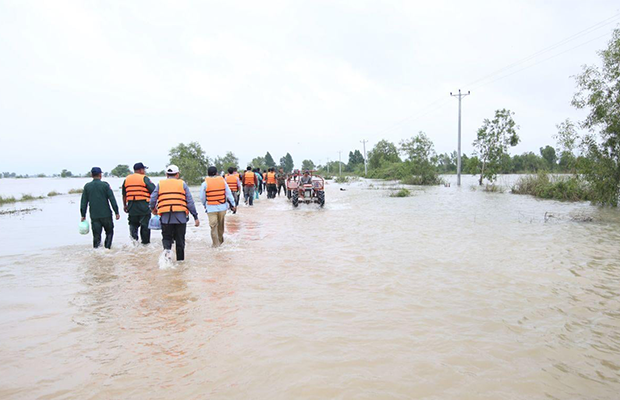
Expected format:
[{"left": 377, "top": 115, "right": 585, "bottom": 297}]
[
  {"left": 0, "top": 194, "right": 45, "bottom": 205},
  {"left": 511, "top": 173, "right": 592, "bottom": 202}
]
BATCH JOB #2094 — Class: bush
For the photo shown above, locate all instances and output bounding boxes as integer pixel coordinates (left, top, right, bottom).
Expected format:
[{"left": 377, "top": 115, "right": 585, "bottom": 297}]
[
  {"left": 20, "top": 194, "right": 44, "bottom": 201},
  {"left": 335, "top": 176, "right": 349, "bottom": 184},
  {"left": 0, "top": 195, "right": 17, "bottom": 205},
  {"left": 47, "top": 191, "right": 62, "bottom": 197},
  {"left": 512, "top": 173, "right": 592, "bottom": 202},
  {"left": 390, "top": 188, "right": 411, "bottom": 197},
  {"left": 483, "top": 184, "right": 505, "bottom": 193},
  {"left": 68, "top": 188, "right": 83, "bottom": 194}
]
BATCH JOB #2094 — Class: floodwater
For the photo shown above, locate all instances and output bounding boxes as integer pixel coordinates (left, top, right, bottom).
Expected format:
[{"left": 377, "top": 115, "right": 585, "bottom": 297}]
[{"left": 1, "top": 175, "right": 619, "bottom": 399}]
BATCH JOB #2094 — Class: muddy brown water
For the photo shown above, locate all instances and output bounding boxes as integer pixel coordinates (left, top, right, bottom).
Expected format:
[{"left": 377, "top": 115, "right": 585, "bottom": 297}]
[{"left": 0, "top": 175, "right": 619, "bottom": 399}]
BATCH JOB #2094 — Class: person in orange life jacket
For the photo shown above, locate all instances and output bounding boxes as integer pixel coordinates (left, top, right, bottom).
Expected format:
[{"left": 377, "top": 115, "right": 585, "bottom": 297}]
[
  {"left": 149, "top": 165, "right": 199, "bottom": 261},
  {"left": 200, "top": 166, "right": 237, "bottom": 247},
  {"left": 122, "top": 162, "right": 156, "bottom": 244},
  {"left": 265, "top": 167, "right": 278, "bottom": 199},
  {"left": 224, "top": 166, "right": 242, "bottom": 212},
  {"left": 242, "top": 166, "right": 257, "bottom": 206}
]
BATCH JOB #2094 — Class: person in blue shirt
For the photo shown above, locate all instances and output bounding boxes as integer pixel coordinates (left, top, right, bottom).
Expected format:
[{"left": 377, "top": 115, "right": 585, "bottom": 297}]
[{"left": 200, "top": 166, "right": 236, "bottom": 247}]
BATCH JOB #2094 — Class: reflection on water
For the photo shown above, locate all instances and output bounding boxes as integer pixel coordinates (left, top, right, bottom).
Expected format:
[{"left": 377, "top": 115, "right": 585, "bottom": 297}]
[{"left": 1, "top": 176, "right": 619, "bottom": 399}]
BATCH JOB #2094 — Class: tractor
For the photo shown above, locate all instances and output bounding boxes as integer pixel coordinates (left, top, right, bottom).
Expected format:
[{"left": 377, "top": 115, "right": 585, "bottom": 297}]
[{"left": 286, "top": 172, "right": 325, "bottom": 208}]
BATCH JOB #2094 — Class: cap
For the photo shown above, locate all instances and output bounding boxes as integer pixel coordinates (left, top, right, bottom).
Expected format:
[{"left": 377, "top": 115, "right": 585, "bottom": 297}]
[
  {"left": 91, "top": 167, "right": 102, "bottom": 174},
  {"left": 166, "top": 165, "right": 179, "bottom": 174},
  {"left": 133, "top": 162, "right": 148, "bottom": 170}
]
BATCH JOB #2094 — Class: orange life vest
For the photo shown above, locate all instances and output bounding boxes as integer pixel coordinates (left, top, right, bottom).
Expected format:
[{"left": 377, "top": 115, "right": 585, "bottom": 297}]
[
  {"left": 225, "top": 174, "right": 239, "bottom": 192},
  {"left": 205, "top": 176, "right": 227, "bottom": 205},
  {"left": 157, "top": 179, "right": 188, "bottom": 215},
  {"left": 124, "top": 173, "right": 151, "bottom": 201},
  {"left": 243, "top": 172, "right": 256, "bottom": 186},
  {"left": 266, "top": 172, "right": 276, "bottom": 185}
]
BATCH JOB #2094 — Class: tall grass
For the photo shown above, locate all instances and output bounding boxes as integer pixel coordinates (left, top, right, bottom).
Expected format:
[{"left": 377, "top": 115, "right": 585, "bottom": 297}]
[
  {"left": 512, "top": 173, "right": 592, "bottom": 202},
  {"left": 68, "top": 188, "right": 83, "bottom": 194},
  {"left": 0, "top": 195, "right": 17, "bottom": 205},
  {"left": 390, "top": 188, "right": 411, "bottom": 197}
]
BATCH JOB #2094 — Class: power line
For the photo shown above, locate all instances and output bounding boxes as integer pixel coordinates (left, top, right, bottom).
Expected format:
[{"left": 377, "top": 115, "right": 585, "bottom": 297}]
[
  {"left": 464, "top": 12, "right": 620, "bottom": 88},
  {"left": 369, "top": 12, "right": 620, "bottom": 141}
]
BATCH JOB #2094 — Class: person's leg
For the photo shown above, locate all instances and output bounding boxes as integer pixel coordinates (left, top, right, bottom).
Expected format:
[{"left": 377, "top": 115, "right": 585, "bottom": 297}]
[
  {"left": 208, "top": 212, "right": 220, "bottom": 247},
  {"left": 139, "top": 214, "right": 151, "bottom": 244},
  {"left": 174, "top": 224, "right": 186, "bottom": 260},
  {"left": 217, "top": 211, "right": 226, "bottom": 244},
  {"left": 248, "top": 187, "right": 254, "bottom": 206},
  {"left": 128, "top": 214, "right": 139, "bottom": 241},
  {"left": 243, "top": 186, "right": 249, "bottom": 204},
  {"left": 91, "top": 218, "right": 103, "bottom": 248},
  {"left": 161, "top": 223, "right": 173, "bottom": 251},
  {"left": 102, "top": 217, "right": 114, "bottom": 249}
]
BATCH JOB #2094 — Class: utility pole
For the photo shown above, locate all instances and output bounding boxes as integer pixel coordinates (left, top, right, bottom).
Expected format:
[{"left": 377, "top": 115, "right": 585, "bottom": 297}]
[
  {"left": 360, "top": 139, "right": 368, "bottom": 176},
  {"left": 338, "top": 151, "right": 342, "bottom": 176},
  {"left": 450, "top": 89, "right": 470, "bottom": 186},
  {"left": 326, "top": 158, "right": 330, "bottom": 174}
]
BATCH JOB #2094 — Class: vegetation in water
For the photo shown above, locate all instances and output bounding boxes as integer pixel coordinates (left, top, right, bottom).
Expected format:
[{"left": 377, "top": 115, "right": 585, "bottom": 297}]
[
  {"left": 390, "top": 188, "right": 411, "bottom": 197},
  {"left": 110, "top": 164, "right": 131, "bottom": 177},
  {"left": 335, "top": 176, "right": 350, "bottom": 184},
  {"left": 512, "top": 173, "right": 592, "bottom": 202},
  {"left": 68, "top": 188, "right": 83, "bottom": 194},
  {"left": 0, "top": 195, "right": 17, "bottom": 204},
  {"left": 47, "top": 191, "right": 62, "bottom": 197},
  {"left": 472, "top": 109, "right": 520, "bottom": 185},
  {"left": 19, "top": 194, "right": 45, "bottom": 201}
]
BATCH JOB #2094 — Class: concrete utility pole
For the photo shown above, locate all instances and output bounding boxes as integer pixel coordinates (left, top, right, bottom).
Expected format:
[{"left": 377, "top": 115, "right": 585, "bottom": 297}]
[
  {"left": 450, "top": 89, "right": 470, "bottom": 186},
  {"left": 338, "top": 151, "right": 342, "bottom": 176},
  {"left": 360, "top": 139, "right": 368, "bottom": 176}
]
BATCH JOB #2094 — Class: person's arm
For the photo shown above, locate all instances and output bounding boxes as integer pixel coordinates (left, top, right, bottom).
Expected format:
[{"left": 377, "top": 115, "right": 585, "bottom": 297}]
[
  {"left": 106, "top": 183, "right": 120, "bottom": 219},
  {"left": 149, "top": 184, "right": 159, "bottom": 214},
  {"left": 237, "top": 177, "right": 242, "bottom": 189},
  {"left": 224, "top": 182, "right": 236, "bottom": 210},
  {"left": 184, "top": 183, "right": 200, "bottom": 225},
  {"left": 200, "top": 181, "right": 207, "bottom": 210},
  {"left": 80, "top": 185, "right": 88, "bottom": 221},
  {"left": 121, "top": 180, "right": 128, "bottom": 213},
  {"left": 144, "top": 176, "right": 156, "bottom": 193}
]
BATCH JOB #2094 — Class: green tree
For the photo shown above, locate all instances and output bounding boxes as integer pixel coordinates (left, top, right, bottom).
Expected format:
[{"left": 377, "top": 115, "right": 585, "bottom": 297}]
[
  {"left": 214, "top": 151, "right": 239, "bottom": 173},
  {"left": 571, "top": 28, "right": 620, "bottom": 205},
  {"left": 250, "top": 156, "right": 267, "bottom": 171},
  {"left": 279, "top": 153, "right": 294, "bottom": 173},
  {"left": 540, "top": 146, "right": 557, "bottom": 171},
  {"left": 169, "top": 142, "right": 209, "bottom": 185},
  {"left": 265, "top": 152, "right": 276, "bottom": 168},
  {"left": 368, "top": 140, "right": 400, "bottom": 169},
  {"left": 400, "top": 131, "right": 440, "bottom": 184},
  {"left": 60, "top": 169, "right": 72, "bottom": 178},
  {"left": 472, "top": 109, "right": 520, "bottom": 185},
  {"left": 110, "top": 164, "right": 131, "bottom": 177},
  {"left": 555, "top": 119, "right": 579, "bottom": 174},
  {"left": 301, "top": 159, "right": 315, "bottom": 171},
  {"left": 348, "top": 150, "right": 365, "bottom": 169}
]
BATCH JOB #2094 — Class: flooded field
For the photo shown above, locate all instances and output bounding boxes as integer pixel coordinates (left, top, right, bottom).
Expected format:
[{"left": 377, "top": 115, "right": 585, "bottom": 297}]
[{"left": 1, "top": 175, "right": 619, "bottom": 399}]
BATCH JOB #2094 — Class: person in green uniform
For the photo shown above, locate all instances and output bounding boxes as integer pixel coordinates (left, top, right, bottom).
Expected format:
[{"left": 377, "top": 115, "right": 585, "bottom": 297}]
[
  {"left": 122, "top": 162, "right": 156, "bottom": 244},
  {"left": 80, "top": 167, "right": 120, "bottom": 249}
]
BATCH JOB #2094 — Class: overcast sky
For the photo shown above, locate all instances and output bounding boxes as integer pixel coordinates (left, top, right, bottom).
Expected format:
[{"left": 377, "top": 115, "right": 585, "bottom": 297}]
[{"left": 1, "top": 0, "right": 619, "bottom": 175}]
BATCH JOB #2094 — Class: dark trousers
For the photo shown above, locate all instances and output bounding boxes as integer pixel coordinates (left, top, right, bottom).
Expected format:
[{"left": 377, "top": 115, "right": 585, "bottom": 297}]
[
  {"left": 161, "top": 223, "right": 187, "bottom": 261},
  {"left": 277, "top": 183, "right": 286, "bottom": 195},
  {"left": 232, "top": 191, "right": 240, "bottom": 207},
  {"left": 267, "top": 184, "right": 277, "bottom": 198},
  {"left": 129, "top": 214, "right": 151, "bottom": 244},
  {"left": 92, "top": 217, "right": 114, "bottom": 249}
]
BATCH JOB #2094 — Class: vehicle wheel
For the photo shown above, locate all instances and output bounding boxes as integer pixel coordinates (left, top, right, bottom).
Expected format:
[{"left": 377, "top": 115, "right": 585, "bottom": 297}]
[
  {"left": 292, "top": 191, "right": 299, "bottom": 207},
  {"left": 317, "top": 191, "right": 325, "bottom": 207}
]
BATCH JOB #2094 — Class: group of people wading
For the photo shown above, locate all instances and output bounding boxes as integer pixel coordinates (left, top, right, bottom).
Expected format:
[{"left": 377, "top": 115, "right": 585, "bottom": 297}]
[{"left": 79, "top": 162, "right": 291, "bottom": 261}]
